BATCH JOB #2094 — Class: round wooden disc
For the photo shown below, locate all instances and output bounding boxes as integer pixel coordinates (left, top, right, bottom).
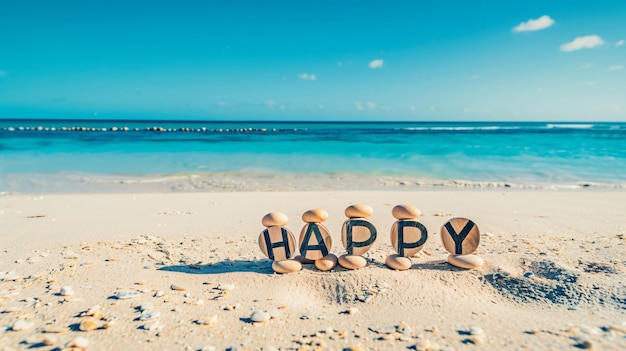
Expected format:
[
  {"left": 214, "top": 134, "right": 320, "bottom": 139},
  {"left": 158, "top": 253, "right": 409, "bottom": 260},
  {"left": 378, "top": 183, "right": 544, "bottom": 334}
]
[
  {"left": 258, "top": 226, "right": 297, "bottom": 261},
  {"left": 390, "top": 220, "right": 428, "bottom": 257},
  {"left": 440, "top": 217, "right": 480, "bottom": 255},
  {"left": 341, "top": 218, "right": 377, "bottom": 256},
  {"left": 298, "top": 223, "right": 332, "bottom": 260}
]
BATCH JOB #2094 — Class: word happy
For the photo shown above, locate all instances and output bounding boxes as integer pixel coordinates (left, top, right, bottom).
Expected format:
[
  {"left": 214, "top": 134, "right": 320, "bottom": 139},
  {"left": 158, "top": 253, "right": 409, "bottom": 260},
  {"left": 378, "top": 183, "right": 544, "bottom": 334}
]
[{"left": 257, "top": 204, "right": 483, "bottom": 274}]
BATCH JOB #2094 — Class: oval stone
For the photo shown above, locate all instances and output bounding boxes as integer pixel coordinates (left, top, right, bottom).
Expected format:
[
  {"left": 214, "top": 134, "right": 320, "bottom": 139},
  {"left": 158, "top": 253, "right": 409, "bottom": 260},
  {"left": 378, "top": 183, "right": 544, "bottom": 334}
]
[
  {"left": 392, "top": 204, "right": 421, "bottom": 220},
  {"left": 385, "top": 254, "right": 412, "bottom": 270},
  {"left": 341, "top": 218, "right": 377, "bottom": 256},
  {"left": 302, "top": 208, "right": 329, "bottom": 223},
  {"left": 314, "top": 253, "right": 338, "bottom": 271},
  {"left": 298, "top": 223, "right": 332, "bottom": 260},
  {"left": 337, "top": 254, "right": 367, "bottom": 270},
  {"left": 440, "top": 217, "right": 480, "bottom": 255},
  {"left": 258, "top": 226, "right": 297, "bottom": 261},
  {"left": 390, "top": 220, "right": 428, "bottom": 257},
  {"left": 271, "top": 259, "right": 302, "bottom": 274},
  {"left": 344, "top": 204, "right": 374, "bottom": 218},
  {"left": 447, "top": 254, "right": 483, "bottom": 269},
  {"left": 250, "top": 310, "right": 271, "bottom": 322},
  {"left": 262, "top": 212, "right": 288, "bottom": 227}
]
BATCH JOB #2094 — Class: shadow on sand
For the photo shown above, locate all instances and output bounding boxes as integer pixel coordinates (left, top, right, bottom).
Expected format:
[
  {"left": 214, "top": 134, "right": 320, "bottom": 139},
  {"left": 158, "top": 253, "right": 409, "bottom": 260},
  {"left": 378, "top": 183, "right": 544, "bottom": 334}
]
[
  {"left": 159, "top": 258, "right": 463, "bottom": 275},
  {"left": 159, "top": 260, "right": 274, "bottom": 275}
]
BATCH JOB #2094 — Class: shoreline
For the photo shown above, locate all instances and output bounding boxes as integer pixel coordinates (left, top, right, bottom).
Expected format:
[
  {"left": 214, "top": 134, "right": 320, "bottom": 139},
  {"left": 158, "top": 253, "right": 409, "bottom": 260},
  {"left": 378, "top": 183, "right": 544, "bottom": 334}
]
[
  {"left": 1, "top": 191, "right": 625, "bottom": 350},
  {"left": 2, "top": 172, "right": 625, "bottom": 195}
]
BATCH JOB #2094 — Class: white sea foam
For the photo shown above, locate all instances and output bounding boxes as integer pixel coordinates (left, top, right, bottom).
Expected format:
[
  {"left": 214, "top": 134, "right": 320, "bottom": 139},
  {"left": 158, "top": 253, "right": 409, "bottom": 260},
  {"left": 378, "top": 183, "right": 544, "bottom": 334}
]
[{"left": 546, "top": 123, "right": 594, "bottom": 129}]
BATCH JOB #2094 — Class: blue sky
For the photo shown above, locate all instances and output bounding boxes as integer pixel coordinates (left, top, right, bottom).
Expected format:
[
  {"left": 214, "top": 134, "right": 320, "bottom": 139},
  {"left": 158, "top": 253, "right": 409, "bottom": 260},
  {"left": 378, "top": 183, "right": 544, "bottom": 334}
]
[{"left": 0, "top": 1, "right": 624, "bottom": 121}]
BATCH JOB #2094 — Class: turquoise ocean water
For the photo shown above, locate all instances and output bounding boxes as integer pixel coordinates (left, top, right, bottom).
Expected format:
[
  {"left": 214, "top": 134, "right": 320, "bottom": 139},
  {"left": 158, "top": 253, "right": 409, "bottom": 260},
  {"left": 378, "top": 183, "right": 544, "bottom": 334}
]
[{"left": 1, "top": 119, "right": 625, "bottom": 191}]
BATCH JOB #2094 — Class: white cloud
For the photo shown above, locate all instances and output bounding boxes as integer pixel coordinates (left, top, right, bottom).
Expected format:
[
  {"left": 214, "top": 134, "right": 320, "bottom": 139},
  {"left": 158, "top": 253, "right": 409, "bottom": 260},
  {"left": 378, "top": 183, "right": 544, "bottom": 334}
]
[
  {"left": 0, "top": 71, "right": 6, "bottom": 77},
  {"left": 265, "top": 99, "right": 278, "bottom": 107},
  {"left": 581, "top": 63, "right": 593, "bottom": 69},
  {"left": 409, "top": 105, "right": 415, "bottom": 111},
  {"left": 610, "top": 104, "right": 622, "bottom": 112},
  {"left": 429, "top": 105, "right": 435, "bottom": 111},
  {"left": 609, "top": 65, "right": 623, "bottom": 71},
  {"left": 512, "top": 15, "right": 555, "bottom": 32},
  {"left": 368, "top": 59, "right": 384, "bottom": 69},
  {"left": 560, "top": 35, "right": 604, "bottom": 52},
  {"left": 355, "top": 101, "right": 377, "bottom": 111},
  {"left": 298, "top": 73, "right": 317, "bottom": 80},
  {"left": 464, "top": 107, "right": 470, "bottom": 113},
  {"left": 585, "top": 81, "right": 596, "bottom": 86},
  {"left": 217, "top": 101, "right": 229, "bottom": 107},
  {"left": 616, "top": 40, "right": 625, "bottom": 47}
]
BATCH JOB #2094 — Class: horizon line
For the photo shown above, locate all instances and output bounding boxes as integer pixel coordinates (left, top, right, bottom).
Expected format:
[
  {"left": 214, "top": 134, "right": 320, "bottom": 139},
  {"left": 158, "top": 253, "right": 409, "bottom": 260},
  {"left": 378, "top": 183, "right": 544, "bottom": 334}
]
[{"left": 0, "top": 117, "right": 623, "bottom": 124}]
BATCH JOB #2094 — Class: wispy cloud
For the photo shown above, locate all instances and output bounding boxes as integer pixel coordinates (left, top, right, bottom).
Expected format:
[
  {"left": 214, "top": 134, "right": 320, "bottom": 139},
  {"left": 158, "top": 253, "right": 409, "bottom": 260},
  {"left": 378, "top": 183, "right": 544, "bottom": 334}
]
[
  {"left": 368, "top": 59, "right": 384, "bottom": 69},
  {"left": 297, "top": 73, "right": 317, "bottom": 80},
  {"left": 355, "top": 101, "right": 377, "bottom": 110},
  {"left": 512, "top": 15, "right": 555, "bottom": 32},
  {"left": 560, "top": 35, "right": 604, "bottom": 52},
  {"left": 0, "top": 71, "right": 7, "bottom": 77},
  {"left": 609, "top": 65, "right": 624, "bottom": 71},
  {"left": 217, "top": 101, "right": 230, "bottom": 107},
  {"left": 266, "top": 100, "right": 285, "bottom": 109},
  {"left": 616, "top": 40, "right": 625, "bottom": 47},
  {"left": 585, "top": 81, "right": 596, "bottom": 86},
  {"left": 581, "top": 63, "right": 593, "bottom": 69}
]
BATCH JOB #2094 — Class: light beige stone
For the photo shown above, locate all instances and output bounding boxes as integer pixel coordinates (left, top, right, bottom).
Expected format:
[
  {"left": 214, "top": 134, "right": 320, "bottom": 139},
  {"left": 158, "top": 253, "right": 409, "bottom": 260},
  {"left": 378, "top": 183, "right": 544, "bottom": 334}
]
[
  {"left": 314, "top": 253, "right": 338, "bottom": 271},
  {"left": 301, "top": 208, "right": 328, "bottom": 223},
  {"left": 258, "top": 226, "right": 297, "bottom": 261},
  {"left": 79, "top": 319, "right": 99, "bottom": 332},
  {"left": 390, "top": 220, "right": 428, "bottom": 257},
  {"left": 447, "top": 254, "right": 483, "bottom": 269},
  {"left": 344, "top": 204, "right": 373, "bottom": 218},
  {"left": 385, "top": 254, "right": 412, "bottom": 270},
  {"left": 338, "top": 254, "right": 367, "bottom": 270},
  {"left": 272, "top": 259, "right": 302, "bottom": 274},
  {"left": 261, "top": 212, "right": 288, "bottom": 227},
  {"left": 391, "top": 204, "right": 421, "bottom": 220},
  {"left": 341, "top": 218, "right": 377, "bottom": 256},
  {"left": 298, "top": 223, "right": 332, "bottom": 260},
  {"left": 440, "top": 217, "right": 480, "bottom": 255}
]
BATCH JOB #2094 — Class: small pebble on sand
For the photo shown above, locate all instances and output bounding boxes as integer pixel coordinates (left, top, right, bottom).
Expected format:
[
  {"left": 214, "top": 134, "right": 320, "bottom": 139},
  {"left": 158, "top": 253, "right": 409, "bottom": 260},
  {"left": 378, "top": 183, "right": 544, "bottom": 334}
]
[
  {"left": 251, "top": 311, "right": 271, "bottom": 323},
  {"left": 114, "top": 291, "right": 139, "bottom": 299},
  {"left": 67, "top": 336, "right": 89, "bottom": 349},
  {"left": 12, "top": 319, "right": 34, "bottom": 331},
  {"left": 59, "top": 286, "right": 75, "bottom": 296}
]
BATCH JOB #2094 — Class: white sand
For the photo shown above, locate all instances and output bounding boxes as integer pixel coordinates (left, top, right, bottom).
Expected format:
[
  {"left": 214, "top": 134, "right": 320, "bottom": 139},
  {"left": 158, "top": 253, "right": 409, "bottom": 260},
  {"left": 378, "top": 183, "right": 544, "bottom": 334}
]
[{"left": 1, "top": 191, "right": 625, "bottom": 350}]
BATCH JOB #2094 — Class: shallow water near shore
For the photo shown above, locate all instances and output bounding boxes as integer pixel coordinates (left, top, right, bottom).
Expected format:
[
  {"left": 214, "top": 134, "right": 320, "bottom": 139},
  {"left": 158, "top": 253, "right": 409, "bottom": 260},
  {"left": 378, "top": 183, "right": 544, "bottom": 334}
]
[{"left": 1, "top": 119, "right": 625, "bottom": 193}]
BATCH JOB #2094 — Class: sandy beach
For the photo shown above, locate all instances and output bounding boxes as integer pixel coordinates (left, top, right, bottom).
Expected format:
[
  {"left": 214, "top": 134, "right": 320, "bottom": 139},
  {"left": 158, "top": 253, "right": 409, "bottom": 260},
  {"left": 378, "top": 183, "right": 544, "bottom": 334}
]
[{"left": 1, "top": 190, "right": 625, "bottom": 350}]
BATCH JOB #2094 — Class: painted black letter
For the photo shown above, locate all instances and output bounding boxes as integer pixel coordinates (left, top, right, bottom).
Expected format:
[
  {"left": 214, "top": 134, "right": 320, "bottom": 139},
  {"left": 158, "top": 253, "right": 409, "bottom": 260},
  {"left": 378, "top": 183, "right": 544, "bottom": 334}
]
[
  {"left": 345, "top": 219, "right": 377, "bottom": 255},
  {"left": 263, "top": 227, "right": 292, "bottom": 260},
  {"left": 300, "top": 224, "right": 329, "bottom": 257},
  {"left": 444, "top": 220, "right": 475, "bottom": 254},
  {"left": 397, "top": 220, "right": 427, "bottom": 256}
]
